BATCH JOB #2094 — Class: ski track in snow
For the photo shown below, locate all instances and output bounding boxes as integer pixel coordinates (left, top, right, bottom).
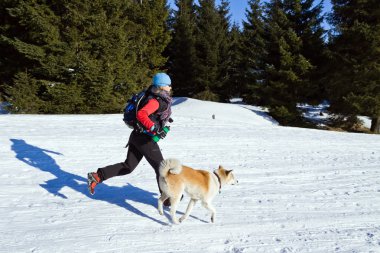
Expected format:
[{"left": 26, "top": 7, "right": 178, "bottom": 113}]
[{"left": 1, "top": 98, "right": 380, "bottom": 253}]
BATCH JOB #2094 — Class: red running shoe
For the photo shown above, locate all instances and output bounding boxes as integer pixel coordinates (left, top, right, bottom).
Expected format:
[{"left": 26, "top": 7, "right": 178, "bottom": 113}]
[{"left": 87, "top": 172, "right": 101, "bottom": 195}]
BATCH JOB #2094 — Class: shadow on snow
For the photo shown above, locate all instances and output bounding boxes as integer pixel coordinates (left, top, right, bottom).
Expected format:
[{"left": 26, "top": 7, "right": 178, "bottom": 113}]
[
  {"left": 172, "top": 97, "right": 188, "bottom": 106},
  {"left": 10, "top": 138, "right": 168, "bottom": 225},
  {"left": 239, "top": 105, "right": 279, "bottom": 125}
]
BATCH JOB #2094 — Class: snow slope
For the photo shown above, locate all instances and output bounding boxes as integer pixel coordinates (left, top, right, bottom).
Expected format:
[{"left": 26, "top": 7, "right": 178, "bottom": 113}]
[{"left": 1, "top": 98, "right": 380, "bottom": 253}]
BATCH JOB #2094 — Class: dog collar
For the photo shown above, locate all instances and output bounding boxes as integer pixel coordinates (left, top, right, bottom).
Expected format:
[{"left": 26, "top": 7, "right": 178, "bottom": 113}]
[{"left": 213, "top": 171, "right": 222, "bottom": 193}]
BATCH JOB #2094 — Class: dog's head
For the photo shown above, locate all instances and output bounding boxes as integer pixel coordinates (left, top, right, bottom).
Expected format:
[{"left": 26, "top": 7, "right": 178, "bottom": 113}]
[{"left": 215, "top": 165, "right": 238, "bottom": 185}]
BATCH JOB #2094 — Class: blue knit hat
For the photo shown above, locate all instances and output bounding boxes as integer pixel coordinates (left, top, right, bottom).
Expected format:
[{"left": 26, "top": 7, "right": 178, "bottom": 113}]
[{"left": 152, "top": 73, "right": 171, "bottom": 87}]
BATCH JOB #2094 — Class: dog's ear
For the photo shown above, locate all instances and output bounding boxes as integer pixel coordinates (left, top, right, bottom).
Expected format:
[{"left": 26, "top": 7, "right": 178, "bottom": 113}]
[
  {"left": 218, "top": 165, "right": 223, "bottom": 170},
  {"left": 226, "top": 169, "right": 233, "bottom": 175}
]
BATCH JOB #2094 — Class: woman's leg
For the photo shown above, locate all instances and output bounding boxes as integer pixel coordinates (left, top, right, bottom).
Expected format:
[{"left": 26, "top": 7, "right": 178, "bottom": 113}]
[
  {"left": 97, "top": 143, "right": 143, "bottom": 181},
  {"left": 136, "top": 139, "right": 163, "bottom": 188}
]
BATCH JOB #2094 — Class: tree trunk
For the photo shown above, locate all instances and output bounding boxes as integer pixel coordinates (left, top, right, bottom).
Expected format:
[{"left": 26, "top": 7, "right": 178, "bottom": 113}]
[{"left": 370, "top": 116, "right": 380, "bottom": 133}]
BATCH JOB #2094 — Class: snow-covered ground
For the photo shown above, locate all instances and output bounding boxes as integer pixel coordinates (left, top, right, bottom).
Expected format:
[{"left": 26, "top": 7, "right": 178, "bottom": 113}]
[{"left": 1, "top": 98, "right": 380, "bottom": 253}]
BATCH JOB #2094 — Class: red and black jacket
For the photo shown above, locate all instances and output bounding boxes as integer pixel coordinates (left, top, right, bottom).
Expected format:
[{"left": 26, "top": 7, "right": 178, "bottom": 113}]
[{"left": 136, "top": 87, "right": 169, "bottom": 134}]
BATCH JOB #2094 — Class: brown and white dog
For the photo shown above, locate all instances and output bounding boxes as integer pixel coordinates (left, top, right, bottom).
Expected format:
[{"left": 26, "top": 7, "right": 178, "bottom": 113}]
[{"left": 157, "top": 159, "right": 238, "bottom": 224}]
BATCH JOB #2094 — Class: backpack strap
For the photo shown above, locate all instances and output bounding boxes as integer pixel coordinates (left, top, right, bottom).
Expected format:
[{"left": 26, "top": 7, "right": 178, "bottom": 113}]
[
  {"left": 154, "top": 96, "right": 168, "bottom": 114},
  {"left": 134, "top": 86, "right": 170, "bottom": 132},
  {"left": 138, "top": 88, "right": 168, "bottom": 115}
]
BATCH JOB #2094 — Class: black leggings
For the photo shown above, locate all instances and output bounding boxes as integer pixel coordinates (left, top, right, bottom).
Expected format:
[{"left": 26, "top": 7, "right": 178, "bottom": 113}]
[{"left": 97, "top": 131, "right": 163, "bottom": 189}]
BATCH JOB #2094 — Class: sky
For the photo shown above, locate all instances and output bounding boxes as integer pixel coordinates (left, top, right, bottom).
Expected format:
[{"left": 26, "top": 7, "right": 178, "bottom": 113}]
[{"left": 168, "top": 0, "right": 333, "bottom": 28}]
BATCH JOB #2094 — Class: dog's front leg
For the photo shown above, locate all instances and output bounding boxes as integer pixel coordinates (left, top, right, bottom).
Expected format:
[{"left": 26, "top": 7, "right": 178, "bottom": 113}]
[
  {"left": 202, "top": 201, "right": 216, "bottom": 223},
  {"left": 179, "top": 199, "right": 197, "bottom": 223}
]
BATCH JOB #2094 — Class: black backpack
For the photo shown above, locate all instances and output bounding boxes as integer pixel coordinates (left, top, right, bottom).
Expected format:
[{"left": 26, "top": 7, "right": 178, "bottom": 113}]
[{"left": 123, "top": 90, "right": 147, "bottom": 129}]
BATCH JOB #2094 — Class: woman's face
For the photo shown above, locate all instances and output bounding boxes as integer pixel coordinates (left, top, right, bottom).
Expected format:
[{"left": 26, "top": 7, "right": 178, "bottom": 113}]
[{"left": 161, "top": 85, "right": 172, "bottom": 92}]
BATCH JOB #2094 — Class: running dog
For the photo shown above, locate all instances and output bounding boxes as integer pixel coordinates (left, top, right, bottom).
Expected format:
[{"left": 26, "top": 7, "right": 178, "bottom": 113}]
[{"left": 157, "top": 158, "right": 238, "bottom": 224}]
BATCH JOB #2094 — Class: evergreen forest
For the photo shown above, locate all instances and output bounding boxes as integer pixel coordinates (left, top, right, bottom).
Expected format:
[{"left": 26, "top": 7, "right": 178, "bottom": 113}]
[{"left": 0, "top": 0, "right": 379, "bottom": 133}]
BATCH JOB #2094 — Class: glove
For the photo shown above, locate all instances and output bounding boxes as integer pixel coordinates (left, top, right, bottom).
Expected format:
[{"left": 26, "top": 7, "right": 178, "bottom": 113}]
[
  {"left": 149, "top": 124, "right": 161, "bottom": 133},
  {"left": 156, "top": 126, "right": 170, "bottom": 139}
]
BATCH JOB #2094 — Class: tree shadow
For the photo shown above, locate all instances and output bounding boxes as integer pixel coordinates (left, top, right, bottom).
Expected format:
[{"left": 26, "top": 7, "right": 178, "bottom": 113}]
[
  {"left": 238, "top": 105, "right": 279, "bottom": 125},
  {"left": 172, "top": 97, "right": 188, "bottom": 106},
  {"left": 10, "top": 138, "right": 168, "bottom": 225}
]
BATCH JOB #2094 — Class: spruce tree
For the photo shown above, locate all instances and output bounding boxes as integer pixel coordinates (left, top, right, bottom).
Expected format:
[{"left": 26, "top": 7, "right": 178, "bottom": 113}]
[
  {"left": 168, "top": 0, "right": 198, "bottom": 97},
  {"left": 57, "top": 0, "right": 112, "bottom": 113},
  {"left": 6, "top": 72, "right": 44, "bottom": 113},
  {"left": 0, "top": 0, "right": 22, "bottom": 98},
  {"left": 283, "top": 0, "right": 326, "bottom": 104},
  {"left": 328, "top": 0, "right": 380, "bottom": 133},
  {"left": 262, "top": 0, "right": 313, "bottom": 125},
  {"left": 241, "top": 0, "right": 266, "bottom": 104},
  {"left": 216, "top": 0, "right": 232, "bottom": 101},
  {"left": 221, "top": 23, "right": 245, "bottom": 101},
  {"left": 1, "top": 0, "right": 171, "bottom": 113},
  {"left": 194, "top": 0, "right": 227, "bottom": 101},
  {"left": 1, "top": 0, "right": 65, "bottom": 112},
  {"left": 129, "top": 0, "right": 171, "bottom": 84}
]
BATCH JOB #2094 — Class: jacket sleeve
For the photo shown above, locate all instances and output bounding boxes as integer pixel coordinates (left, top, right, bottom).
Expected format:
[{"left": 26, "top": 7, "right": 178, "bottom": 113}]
[{"left": 136, "top": 98, "right": 160, "bottom": 131}]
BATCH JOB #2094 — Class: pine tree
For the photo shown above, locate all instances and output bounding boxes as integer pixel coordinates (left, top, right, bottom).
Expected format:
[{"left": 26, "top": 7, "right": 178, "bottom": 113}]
[
  {"left": 216, "top": 0, "right": 232, "bottom": 101},
  {"left": 241, "top": 0, "right": 266, "bottom": 104},
  {"left": 6, "top": 72, "right": 44, "bottom": 113},
  {"left": 194, "top": 0, "right": 227, "bottom": 101},
  {"left": 1, "top": 0, "right": 171, "bottom": 113},
  {"left": 328, "top": 0, "right": 380, "bottom": 133},
  {"left": 0, "top": 0, "right": 23, "bottom": 98},
  {"left": 168, "top": 0, "right": 198, "bottom": 97},
  {"left": 221, "top": 23, "right": 245, "bottom": 100},
  {"left": 262, "top": 0, "right": 313, "bottom": 125},
  {"left": 283, "top": 0, "right": 326, "bottom": 104},
  {"left": 128, "top": 0, "right": 171, "bottom": 87},
  {"left": 0, "top": 0, "right": 64, "bottom": 112}
]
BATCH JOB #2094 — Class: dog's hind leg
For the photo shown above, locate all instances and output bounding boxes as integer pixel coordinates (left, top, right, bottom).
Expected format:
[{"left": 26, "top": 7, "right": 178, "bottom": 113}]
[
  {"left": 158, "top": 192, "right": 169, "bottom": 215},
  {"left": 202, "top": 201, "right": 216, "bottom": 223},
  {"left": 169, "top": 195, "right": 182, "bottom": 224},
  {"left": 179, "top": 199, "right": 197, "bottom": 223}
]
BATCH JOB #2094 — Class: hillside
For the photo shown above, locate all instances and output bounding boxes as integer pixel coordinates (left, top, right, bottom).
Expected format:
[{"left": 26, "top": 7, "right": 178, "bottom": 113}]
[{"left": 1, "top": 98, "right": 380, "bottom": 253}]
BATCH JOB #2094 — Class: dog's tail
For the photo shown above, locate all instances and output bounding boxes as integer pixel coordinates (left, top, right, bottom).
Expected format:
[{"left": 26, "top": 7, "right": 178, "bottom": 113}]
[{"left": 159, "top": 158, "right": 182, "bottom": 177}]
